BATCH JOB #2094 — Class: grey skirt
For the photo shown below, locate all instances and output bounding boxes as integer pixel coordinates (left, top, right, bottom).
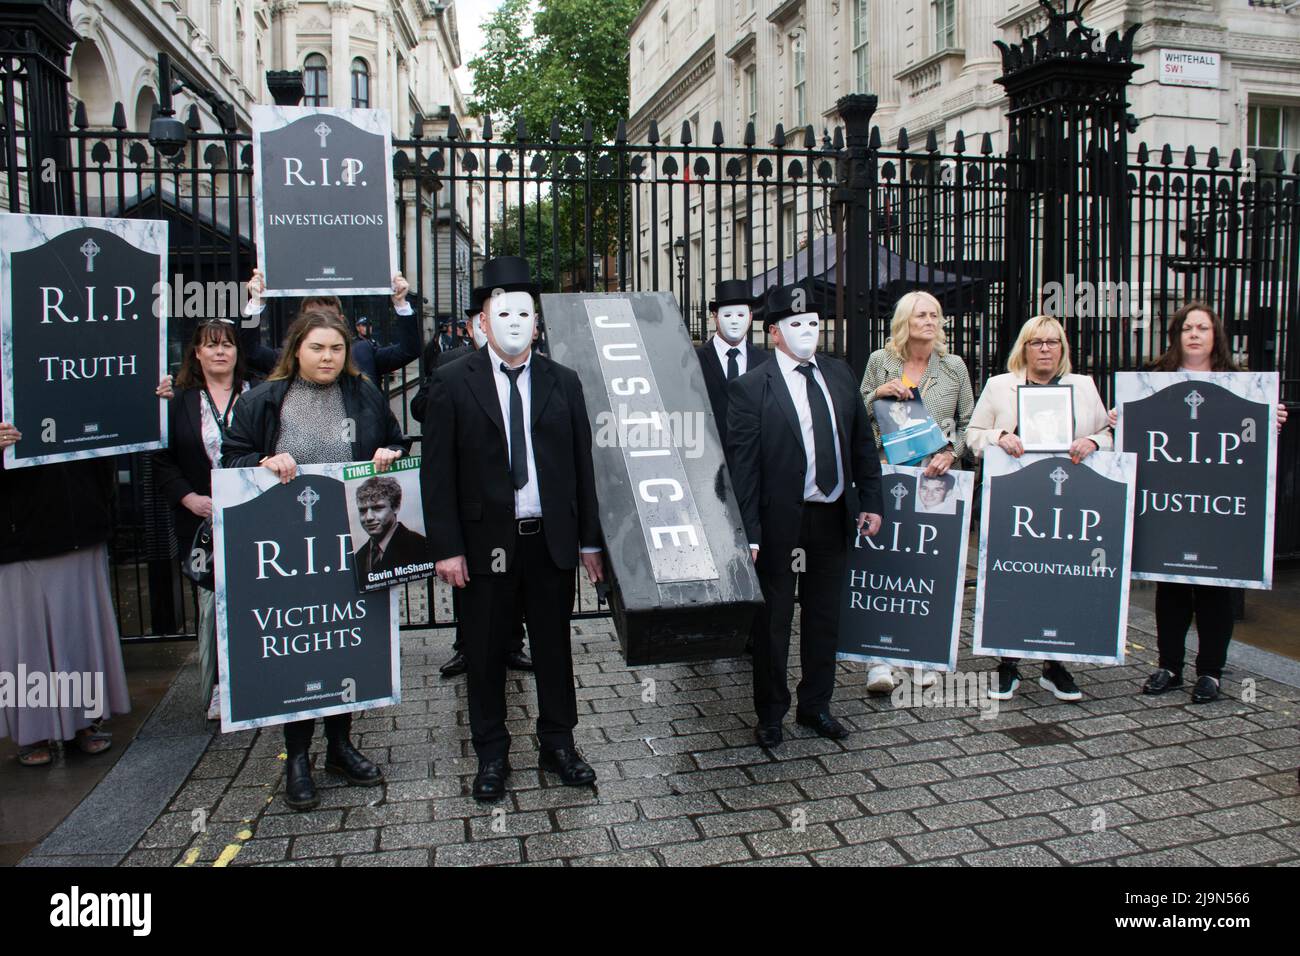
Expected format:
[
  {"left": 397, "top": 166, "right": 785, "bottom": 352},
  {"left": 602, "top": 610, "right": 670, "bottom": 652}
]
[{"left": 0, "top": 544, "right": 131, "bottom": 747}]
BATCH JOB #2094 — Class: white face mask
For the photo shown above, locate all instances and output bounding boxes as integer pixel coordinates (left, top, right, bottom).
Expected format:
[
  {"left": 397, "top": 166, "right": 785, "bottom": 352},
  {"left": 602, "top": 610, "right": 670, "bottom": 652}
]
[
  {"left": 716, "top": 304, "right": 752, "bottom": 345},
  {"left": 470, "top": 315, "right": 489, "bottom": 349},
  {"left": 778, "top": 313, "right": 820, "bottom": 361},
  {"left": 486, "top": 290, "right": 536, "bottom": 358}
]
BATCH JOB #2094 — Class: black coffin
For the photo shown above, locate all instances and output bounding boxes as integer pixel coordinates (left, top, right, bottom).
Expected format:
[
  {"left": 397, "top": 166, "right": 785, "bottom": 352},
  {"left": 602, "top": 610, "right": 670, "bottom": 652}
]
[{"left": 543, "top": 292, "right": 763, "bottom": 665}]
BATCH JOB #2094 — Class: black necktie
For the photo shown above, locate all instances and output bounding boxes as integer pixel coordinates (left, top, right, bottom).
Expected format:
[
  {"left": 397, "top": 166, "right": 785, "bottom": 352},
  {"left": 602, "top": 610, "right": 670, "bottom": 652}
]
[
  {"left": 726, "top": 347, "right": 740, "bottom": 381},
  {"left": 795, "top": 363, "right": 838, "bottom": 496},
  {"left": 501, "top": 363, "right": 528, "bottom": 490}
]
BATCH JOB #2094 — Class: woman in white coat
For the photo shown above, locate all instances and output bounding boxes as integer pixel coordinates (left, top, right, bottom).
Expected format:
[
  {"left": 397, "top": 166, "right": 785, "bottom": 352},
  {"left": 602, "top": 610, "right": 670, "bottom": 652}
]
[{"left": 967, "top": 314, "right": 1112, "bottom": 702}]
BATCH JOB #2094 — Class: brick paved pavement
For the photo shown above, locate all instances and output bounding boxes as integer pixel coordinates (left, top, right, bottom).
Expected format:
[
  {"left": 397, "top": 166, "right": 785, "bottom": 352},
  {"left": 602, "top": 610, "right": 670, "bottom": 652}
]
[{"left": 116, "top": 587, "right": 1300, "bottom": 867}]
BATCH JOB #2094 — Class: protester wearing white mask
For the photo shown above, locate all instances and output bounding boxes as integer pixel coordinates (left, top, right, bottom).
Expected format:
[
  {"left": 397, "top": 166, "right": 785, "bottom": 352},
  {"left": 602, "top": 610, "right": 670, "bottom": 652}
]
[
  {"left": 725, "top": 284, "right": 884, "bottom": 749},
  {"left": 420, "top": 256, "right": 604, "bottom": 803},
  {"left": 697, "top": 279, "right": 771, "bottom": 451}
]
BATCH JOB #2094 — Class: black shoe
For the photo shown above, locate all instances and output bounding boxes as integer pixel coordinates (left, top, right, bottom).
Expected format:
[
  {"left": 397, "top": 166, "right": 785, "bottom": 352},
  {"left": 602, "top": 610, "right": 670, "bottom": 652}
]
[
  {"left": 507, "top": 650, "right": 533, "bottom": 671},
  {"left": 472, "top": 758, "right": 511, "bottom": 803},
  {"left": 1040, "top": 662, "right": 1083, "bottom": 701},
  {"left": 539, "top": 747, "right": 597, "bottom": 786},
  {"left": 755, "top": 724, "right": 783, "bottom": 749},
  {"left": 1191, "top": 674, "right": 1221, "bottom": 704},
  {"left": 439, "top": 651, "right": 467, "bottom": 678},
  {"left": 989, "top": 663, "right": 1021, "bottom": 701},
  {"left": 324, "top": 738, "right": 384, "bottom": 786},
  {"left": 796, "top": 710, "right": 850, "bottom": 740},
  {"left": 284, "top": 751, "right": 320, "bottom": 812},
  {"left": 1142, "top": 668, "right": 1184, "bottom": 695}
]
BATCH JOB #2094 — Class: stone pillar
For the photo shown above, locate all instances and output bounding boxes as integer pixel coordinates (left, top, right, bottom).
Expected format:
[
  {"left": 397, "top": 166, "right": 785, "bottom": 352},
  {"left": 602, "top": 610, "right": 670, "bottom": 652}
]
[
  {"left": 396, "top": 55, "right": 410, "bottom": 134},
  {"left": 277, "top": 0, "right": 299, "bottom": 74},
  {"left": 330, "top": 0, "right": 351, "bottom": 107},
  {"left": 375, "top": 11, "right": 390, "bottom": 115}
]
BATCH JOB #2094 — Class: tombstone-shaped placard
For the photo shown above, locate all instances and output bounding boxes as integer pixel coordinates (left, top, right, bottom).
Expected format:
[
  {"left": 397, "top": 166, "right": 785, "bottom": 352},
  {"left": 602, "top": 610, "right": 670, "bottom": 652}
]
[
  {"left": 1, "top": 213, "right": 167, "bottom": 468},
  {"left": 214, "top": 464, "right": 400, "bottom": 731},
  {"left": 837, "top": 465, "right": 974, "bottom": 672},
  {"left": 973, "top": 448, "right": 1136, "bottom": 665},
  {"left": 543, "top": 292, "right": 763, "bottom": 665},
  {"left": 252, "top": 106, "right": 397, "bottom": 296},
  {"left": 1115, "top": 371, "right": 1278, "bottom": 588}
]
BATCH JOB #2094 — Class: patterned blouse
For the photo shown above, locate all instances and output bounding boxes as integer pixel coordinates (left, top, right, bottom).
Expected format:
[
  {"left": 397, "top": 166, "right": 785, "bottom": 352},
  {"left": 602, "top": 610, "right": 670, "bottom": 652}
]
[{"left": 859, "top": 347, "right": 976, "bottom": 461}]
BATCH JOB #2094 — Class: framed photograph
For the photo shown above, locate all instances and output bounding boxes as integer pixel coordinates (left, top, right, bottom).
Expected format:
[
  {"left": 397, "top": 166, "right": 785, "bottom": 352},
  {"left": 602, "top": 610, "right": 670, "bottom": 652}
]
[{"left": 1017, "top": 384, "right": 1074, "bottom": 453}]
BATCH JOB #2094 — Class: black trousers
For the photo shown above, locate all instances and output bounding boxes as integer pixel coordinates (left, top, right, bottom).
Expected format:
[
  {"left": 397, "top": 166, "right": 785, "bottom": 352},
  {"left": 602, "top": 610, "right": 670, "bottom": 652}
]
[
  {"left": 284, "top": 712, "right": 353, "bottom": 753},
  {"left": 452, "top": 587, "right": 526, "bottom": 655},
  {"left": 461, "top": 523, "right": 578, "bottom": 761},
  {"left": 1155, "top": 581, "right": 1234, "bottom": 679},
  {"left": 752, "top": 499, "right": 846, "bottom": 727}
]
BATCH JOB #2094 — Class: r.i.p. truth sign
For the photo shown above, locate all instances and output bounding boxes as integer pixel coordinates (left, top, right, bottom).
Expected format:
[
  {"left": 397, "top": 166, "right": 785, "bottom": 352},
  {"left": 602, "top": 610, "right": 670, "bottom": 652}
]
[{"left": 0, "top": 213, "right": 168, "bottom": 468}]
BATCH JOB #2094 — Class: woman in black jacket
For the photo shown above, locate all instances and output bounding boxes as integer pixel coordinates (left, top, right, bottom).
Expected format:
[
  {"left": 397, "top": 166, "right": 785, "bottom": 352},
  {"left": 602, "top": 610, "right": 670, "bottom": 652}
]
[
  {"left": 221, "top": 308, "right": 410, "bottom": 811},
  {"left": 153, "top": 319, "right": 256, "bottom": 719}
]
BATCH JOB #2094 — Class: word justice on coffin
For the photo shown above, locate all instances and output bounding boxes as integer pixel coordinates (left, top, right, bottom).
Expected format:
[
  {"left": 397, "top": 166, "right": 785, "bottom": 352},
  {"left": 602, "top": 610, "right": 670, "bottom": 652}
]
[{"left": 544, "top": 292, "right": 763, "bottom": 666}]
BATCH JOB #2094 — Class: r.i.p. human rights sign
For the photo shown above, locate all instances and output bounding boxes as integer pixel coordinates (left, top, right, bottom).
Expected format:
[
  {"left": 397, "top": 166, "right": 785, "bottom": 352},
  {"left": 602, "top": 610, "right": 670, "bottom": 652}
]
[{"left": 252, "top": 105, "right": 397, "bottom": 297}]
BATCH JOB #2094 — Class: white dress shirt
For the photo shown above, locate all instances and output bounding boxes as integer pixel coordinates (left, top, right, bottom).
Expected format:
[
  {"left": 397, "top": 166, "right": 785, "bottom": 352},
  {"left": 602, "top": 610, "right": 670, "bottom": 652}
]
[
  {"left": 712, "top": 335, "right": 748, "bottom": 378},
  {"left": 490, "top": 349, "right": 601, "bottom": 554},
  {"left": 491, "top": 351, "right": 542, "bottom": 519},
  {"left": 775, "top": 348, "right": 845, "bottom": 503}
]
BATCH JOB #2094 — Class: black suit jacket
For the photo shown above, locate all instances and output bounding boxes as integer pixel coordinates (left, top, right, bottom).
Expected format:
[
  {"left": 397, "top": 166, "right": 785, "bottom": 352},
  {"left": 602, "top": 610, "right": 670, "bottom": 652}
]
[
  {"left": 153, "top": 388, "right": 212, "bottom": 550},
  {"left": 355, "top": 522, "right": 431, "bottom": 578},
  {"left": 726, "top": 353, "right": 883, "bottom": 567},
  {"left": 410, "top": 342, "right": 477, "bottom": 424},
  {"left": 419, "top": 348, "right": 601, "bottom": 574},
  {"left": 696, "top": 338, "right": 771, "bottom": 447}
]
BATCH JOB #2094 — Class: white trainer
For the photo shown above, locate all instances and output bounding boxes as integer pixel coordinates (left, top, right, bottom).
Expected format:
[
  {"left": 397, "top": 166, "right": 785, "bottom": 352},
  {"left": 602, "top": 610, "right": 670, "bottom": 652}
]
[{"left": 866, "top": 664, "right": 896, "bottom": 693}]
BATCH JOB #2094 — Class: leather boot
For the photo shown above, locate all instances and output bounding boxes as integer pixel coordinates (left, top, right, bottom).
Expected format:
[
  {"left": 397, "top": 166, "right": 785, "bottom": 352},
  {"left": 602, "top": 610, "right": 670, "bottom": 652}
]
[
  {"left": 284, "top": 748, "right": 319, "bottom": 811},
  {"left": 324, "top": 719, "right": 384, "bottom": 786}
]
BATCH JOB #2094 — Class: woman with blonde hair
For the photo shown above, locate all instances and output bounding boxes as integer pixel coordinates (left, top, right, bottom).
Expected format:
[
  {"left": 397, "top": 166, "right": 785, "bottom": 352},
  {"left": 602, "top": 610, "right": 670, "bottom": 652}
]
[
  {"left": 859, "top": 290, "right": 975, "bottom": 692},
  {"left": 222, "top": 308, "right": 410, "bottom": 810},
  {"left": 967, "top": 314, "right": 1111, "bottom": 702}
]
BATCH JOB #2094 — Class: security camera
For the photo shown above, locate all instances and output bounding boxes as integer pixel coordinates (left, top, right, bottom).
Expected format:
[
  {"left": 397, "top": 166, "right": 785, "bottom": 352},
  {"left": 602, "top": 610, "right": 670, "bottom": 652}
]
[{"left": 149, "top": 113, "right": 189, "bottom": 157}]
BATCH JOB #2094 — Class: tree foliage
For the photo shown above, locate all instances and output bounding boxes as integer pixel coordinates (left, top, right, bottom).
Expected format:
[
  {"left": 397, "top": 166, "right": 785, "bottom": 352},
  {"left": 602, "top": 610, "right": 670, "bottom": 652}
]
[{"left": 468, "top": 0, "right": 640, "bottom": 144}]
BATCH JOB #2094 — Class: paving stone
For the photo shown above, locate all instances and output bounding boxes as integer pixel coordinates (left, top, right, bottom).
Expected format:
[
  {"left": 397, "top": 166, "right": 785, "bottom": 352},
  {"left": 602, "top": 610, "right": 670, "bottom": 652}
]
[
  {"left": 717, "top": 782, "right": 804, "bottom": 811},
  {"left": 976, "top": 815, "right": 1068, "bottom": 847},
  {"left": 614, "top": 818, "right": 701, "bottom": 849},
  {"left": 834, "top": 812, "right": 926, "bottom": 843},
  {"left": 378, "top": 820, "right": 466, "bottom": 850},
  {"left": 747, "top": 823, "right": 842, "bottom": 857},
  {"left": 1044, "top": 831, "right": 1142, "bottom": 863},
  {"left": 524, "top": 828, "right": 613, "bottom": 861},
  {"left": 1198, "top": 804, "right": 1290, "bottom": 836},
  {"left": 1121, "top": 816, "right": 1218, "bottom": 850},
  {"left": 913, "top": 800, "right": 1003, "bottom": 830},
  {"left": 697, "top": 809, "right": 785, "bottom": 838},
  {"left": 1121, "top": 791, "right": 1214, "bottom": 820},
  {"left": 291, "top": 829, "right": 378, "bottom": 858},
  {"left": 896, "top": 827, "right": 989, "bottom": 862},
  {"left": 964, "top": 844, "right": 1063, "bottom": 866},
  {"left": 1196, "top": 833, "right": 1293, "bottom": 866},
  {"left": 650, "top": 836, "right": 750, "bottom": 866},
  {"left": 435, "top": 839, "right": 523, "bottom": 867},
  {"left": 813, "top": 842, "right": 908, "bottom": 866}
]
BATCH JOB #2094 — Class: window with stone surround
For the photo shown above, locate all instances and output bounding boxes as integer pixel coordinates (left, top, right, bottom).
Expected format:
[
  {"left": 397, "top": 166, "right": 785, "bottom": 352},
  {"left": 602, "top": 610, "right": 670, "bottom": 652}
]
[
  {"left": 933, "top": 0, "right": 957, "bottom": 52},
  {"left": 1248, "top": 101, "right": 1300, "bottom": 173},
  {"left": 304, "top": 53, "right": 328, "bottom": 107},
  {"left": 853, "top": 0, "right": 870, "bottom": 94}
]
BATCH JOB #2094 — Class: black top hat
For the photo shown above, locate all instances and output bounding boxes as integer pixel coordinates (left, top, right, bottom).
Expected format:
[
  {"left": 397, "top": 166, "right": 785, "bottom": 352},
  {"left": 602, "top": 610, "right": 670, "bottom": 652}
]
[
  {"left": 471, "top": 255, "right": 540, "bottom": 305},
  {"left": 761, "top": 283, "right": 817, "bottom": 325},
  {"left": 709, "top": 278, "right": 762, "bottom": 312},
  {"left": 463, "top": 288, "right": 486, "bottom": 319}
]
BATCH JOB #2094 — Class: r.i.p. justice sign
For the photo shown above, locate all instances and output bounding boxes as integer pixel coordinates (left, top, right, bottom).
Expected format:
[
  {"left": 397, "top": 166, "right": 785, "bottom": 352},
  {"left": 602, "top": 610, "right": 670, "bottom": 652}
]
[
  {"left": 213, "top": 464, "right": 400, "bottom": 731},
  {"left": 1115, "top": 371, "right": 1278, "bottom": 589},
  {"left": 0, "top": 213, "right": 167, "bottom": 468},
  {"left": 252, "top": 105, "right": 397, "bottom": 296}
]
